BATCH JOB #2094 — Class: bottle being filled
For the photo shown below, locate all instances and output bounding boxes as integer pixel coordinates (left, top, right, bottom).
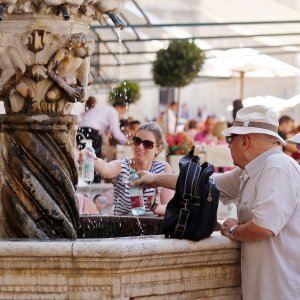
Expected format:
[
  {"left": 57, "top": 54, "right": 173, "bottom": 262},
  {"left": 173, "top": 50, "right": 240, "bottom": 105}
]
[
  {"left": 128, "top": 169, "right": 145, "bottom": 216},
  {"left": 82, "top": 140, "right": 95, "bottom": 183}
]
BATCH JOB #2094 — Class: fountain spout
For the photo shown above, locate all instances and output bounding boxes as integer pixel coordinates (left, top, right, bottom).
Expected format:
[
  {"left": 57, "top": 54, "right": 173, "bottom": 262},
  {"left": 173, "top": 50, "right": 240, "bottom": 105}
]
[
  {"left": 0, "top": 4, "right": 4, "bottom": 21},
  {"left": 59, "top": 5, "right": 70, "bottom": 21},
  {"left": 107, "top": 11, "right": 125, "bottom": 30}
]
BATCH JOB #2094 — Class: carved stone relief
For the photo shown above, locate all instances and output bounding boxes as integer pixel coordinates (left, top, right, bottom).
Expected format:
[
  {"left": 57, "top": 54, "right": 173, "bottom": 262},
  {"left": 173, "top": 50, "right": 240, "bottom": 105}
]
[
  {"left": 0, "top": 30, "right": 94, "bottom": 114},
  {"left": 0, "top": 0, "right": 127, "bottom": 23}
]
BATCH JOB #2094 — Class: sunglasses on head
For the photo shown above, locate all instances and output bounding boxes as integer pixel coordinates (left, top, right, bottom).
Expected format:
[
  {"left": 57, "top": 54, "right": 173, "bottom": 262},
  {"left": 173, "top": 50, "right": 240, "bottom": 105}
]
[{"left": 132, "top": 136, "right": 156, "bottom": 149}]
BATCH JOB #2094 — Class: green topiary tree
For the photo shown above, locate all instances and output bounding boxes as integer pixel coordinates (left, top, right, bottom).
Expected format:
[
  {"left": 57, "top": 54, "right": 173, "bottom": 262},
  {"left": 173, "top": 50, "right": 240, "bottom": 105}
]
[
  {"left": 108, "top": 80, "right": 141, "bottom": 105},
  {"left": 152, "top": 40, "right": 206, "bottom": 132}
]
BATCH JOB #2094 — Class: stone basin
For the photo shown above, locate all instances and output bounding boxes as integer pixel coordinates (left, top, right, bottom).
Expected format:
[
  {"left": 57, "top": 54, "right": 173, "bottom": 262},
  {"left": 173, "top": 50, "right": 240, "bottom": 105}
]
[{"left": 0, "top": 233, "right": 241, "bottom": 299}]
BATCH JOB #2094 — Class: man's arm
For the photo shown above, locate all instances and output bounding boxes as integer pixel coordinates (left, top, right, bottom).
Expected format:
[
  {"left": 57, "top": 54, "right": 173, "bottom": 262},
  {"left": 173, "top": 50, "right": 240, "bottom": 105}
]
[
  {"left": 131, "top": 171, "right": 178, "bottom": 190},
  {"left": 221, "top": 218, "right": 273, "bottom": 242}
]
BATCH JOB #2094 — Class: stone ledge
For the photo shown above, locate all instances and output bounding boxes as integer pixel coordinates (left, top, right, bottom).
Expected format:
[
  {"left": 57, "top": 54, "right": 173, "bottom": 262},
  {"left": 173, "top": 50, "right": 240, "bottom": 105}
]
[{"left": 0, "top": 233, "right": 241, "bottom": 299}]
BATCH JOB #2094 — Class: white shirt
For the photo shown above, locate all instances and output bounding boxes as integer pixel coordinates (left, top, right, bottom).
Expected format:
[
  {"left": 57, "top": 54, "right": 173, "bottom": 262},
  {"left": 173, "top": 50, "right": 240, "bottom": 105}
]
[
  {"left": 214, "top": 148, "right": 300, "bottom": 300},
  {"left": 79, "top": 105, "right": 127, "bottom": 144},
  {"left": 167, "top": 108, "right": 176, "bottom": 134}
]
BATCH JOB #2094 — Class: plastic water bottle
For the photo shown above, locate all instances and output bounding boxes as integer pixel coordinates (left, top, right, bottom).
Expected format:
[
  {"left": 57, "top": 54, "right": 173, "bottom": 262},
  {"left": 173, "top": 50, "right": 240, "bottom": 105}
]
[
  {"left": 82, "top": 140, "right": 95, "bottom": 183},
  {"left": 128, "top": 169, "right": 145, "bottom": 216}
]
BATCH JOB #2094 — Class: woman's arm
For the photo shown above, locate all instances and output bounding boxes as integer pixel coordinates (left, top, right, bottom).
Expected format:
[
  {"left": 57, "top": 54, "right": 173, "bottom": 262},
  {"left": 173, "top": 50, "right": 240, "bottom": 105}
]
[
  {"left": 94, "top": 158, "right": 121, "bottom": 179},
  {"left": 79, "top": 148, "right": 122, "bottom": 179}
]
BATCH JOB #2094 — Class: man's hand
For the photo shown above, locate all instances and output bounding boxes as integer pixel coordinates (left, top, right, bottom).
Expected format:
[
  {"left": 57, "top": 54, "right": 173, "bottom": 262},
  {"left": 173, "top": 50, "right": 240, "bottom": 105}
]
[
  {"left": 221, "top": 219, "right": 273, "bottom": 242},
  {"left": 129, "top": 170, "right": 159, "bottom": 189},
  {"left": 220, "top": 218, "right": 239, "bottom": 240}
]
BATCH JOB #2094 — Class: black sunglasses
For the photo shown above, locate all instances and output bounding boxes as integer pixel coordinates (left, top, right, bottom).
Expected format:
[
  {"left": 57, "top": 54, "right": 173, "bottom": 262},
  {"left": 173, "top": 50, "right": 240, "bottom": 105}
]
[
  {"left": 225, "top": 134, "right": 239, "bottom": 145},
  {"left": 132, "top": 136, "right": 156, "bottom": 149}
]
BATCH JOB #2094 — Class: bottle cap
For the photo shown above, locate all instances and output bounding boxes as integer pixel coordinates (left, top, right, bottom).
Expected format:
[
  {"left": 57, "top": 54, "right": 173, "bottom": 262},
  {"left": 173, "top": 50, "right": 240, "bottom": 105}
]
[
  {"left": 81, "top": 139, "right": 93, "bottom": 145},
  {"left": 129, "top": 169, "right": 136, "bottom": 174}
]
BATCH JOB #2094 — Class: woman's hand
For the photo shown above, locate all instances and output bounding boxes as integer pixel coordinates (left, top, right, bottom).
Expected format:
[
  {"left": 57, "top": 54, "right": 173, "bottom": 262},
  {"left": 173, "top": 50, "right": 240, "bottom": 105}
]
[{"left": 78, "top": 148, "right": 97, "bottom": 166}]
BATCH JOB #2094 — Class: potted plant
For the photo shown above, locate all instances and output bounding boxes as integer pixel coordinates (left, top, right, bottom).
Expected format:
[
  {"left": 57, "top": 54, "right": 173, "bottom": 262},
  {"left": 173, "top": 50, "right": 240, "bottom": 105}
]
[
  {"left": 108, "top": 80, "right": 141, "bottom": 105},
  {"left": 152, "top": 40, "right": 205, "bottom": 132}
]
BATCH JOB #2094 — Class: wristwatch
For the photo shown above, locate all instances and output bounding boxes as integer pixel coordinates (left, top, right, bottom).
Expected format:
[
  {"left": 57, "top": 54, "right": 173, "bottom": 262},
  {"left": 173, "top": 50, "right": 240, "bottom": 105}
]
[{"left": 229, "top": 225, "right": 238, "bottom": 239}]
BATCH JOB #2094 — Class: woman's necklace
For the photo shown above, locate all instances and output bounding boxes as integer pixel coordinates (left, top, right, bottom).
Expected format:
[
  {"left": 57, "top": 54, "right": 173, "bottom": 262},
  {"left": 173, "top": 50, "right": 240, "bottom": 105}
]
[{"left": 130, "top": 159, "right": 153, "bottom": 172}]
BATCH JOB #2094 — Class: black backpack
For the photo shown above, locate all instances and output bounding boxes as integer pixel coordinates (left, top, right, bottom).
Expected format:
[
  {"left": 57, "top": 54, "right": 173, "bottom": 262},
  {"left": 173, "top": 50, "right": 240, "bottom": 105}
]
[{"left": 162, "top": 146, "right": 220, "bottom": 241}]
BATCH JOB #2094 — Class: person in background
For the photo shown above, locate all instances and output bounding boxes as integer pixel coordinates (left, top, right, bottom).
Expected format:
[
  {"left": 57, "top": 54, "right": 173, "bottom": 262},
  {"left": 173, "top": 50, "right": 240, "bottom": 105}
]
[
  {"left": 212, "top": 121, "right": 228, "bottom": 144},
  {"left": 184, "top": 119, "right": 199, "bottom": 140},
  {"left": 77, "top": 97, "right": 128, "bottom": 158},
  {"left": 76, "top": 97, "right": 101, "bottom": 156},
  {"left": 278, "top": 115, "right": 298, "bottom": 156},
  {"left": 278, "top": 115, "right": 294, "bottom": 139},
  {"left": 80, "top": 122, "right": 174, "bottom": 216},
  {"left": 130, "top": 105, "right": 300, "bottom": 300},
  {"left": 93, "top": 193, "right": 114, "bottom": 215},
  {"left": 194, "top": 115, "right": 216, "bottom": 144},
  {"left": 232, "top": 99, "right": 243, "bottom": 122},
  {"left": 126, "top": 119, "right": 141, "bottom": 138},
  {"left": 180, "top": 103, "right": 190, "bottom": 120},
  {"left": 167, "top": 101, "right": 178, "bottom": 134},
  {"left": 287, "top": 130, "right": 300, "bottom": 163},
  {"left": 77, "top": 193, "right": 99, "bottom": 215}
]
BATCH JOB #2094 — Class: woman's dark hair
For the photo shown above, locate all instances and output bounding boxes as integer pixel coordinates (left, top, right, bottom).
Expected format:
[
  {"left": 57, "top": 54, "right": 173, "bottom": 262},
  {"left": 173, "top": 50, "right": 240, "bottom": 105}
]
[
  {"left": 232, "top": 99, "right": 243, "bottom": 120},
  {"left": 85, "top": 96, "right": 96, "bottom": 111}
]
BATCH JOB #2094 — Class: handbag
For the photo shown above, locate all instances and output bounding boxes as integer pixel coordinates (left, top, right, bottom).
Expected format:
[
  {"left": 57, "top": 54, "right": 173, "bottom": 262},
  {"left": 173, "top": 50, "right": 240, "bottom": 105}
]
[{"left": 162, "top": 145, "right": 220, "bottom": 241}]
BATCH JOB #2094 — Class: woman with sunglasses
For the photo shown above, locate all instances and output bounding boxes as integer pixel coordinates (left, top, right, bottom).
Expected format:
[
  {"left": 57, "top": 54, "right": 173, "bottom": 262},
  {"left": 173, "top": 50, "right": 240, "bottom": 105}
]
[{"left": 81, "top": 122, "right": 174, "bottom": 216}]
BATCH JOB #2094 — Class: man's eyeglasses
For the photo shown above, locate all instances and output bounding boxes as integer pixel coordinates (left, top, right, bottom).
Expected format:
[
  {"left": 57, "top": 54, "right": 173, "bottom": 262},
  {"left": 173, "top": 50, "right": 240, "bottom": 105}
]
[
  {"left": 132, "top": 136, "right": 156, "bottom": 149},
  {"left": 225, "top": 134, "right": 239, "bottom": 145}
]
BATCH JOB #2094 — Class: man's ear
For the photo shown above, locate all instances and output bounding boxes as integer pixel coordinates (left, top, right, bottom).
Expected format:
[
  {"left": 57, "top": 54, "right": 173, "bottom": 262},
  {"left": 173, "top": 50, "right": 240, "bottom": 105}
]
[{"left": 242, "top": 135, "right": 250, "bottom": 150}]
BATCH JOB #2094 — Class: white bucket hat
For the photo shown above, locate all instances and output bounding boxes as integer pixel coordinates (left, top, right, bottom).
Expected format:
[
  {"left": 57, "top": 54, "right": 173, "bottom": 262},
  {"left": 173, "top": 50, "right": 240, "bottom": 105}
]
[
  {"left": 221, "top": 105, "right": 286, "bottom": 145},
  {"left": 287, "top": 132, "right": 300, "bottom": 144}
]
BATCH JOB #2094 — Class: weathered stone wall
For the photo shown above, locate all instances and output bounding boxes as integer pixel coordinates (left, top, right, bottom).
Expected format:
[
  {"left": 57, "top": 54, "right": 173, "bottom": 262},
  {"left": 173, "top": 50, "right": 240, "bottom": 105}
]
[{"left": 0, "top": 233, "right": 241, "bottom": 299}]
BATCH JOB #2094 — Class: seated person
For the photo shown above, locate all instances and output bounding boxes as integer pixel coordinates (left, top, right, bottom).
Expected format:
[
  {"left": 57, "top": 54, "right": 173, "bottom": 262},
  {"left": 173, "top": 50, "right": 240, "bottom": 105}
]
[
  {"left": 80, "top": 122, "right": 174, "bottom": 216},
  {"left": 93, "top": 191, "right": 114, "bottom": 215},
  {"left": 194, "top": 115, "right": 216, "bottom": 144},
  {"left": 77, "top": 193, "right": 98, "bottom": 215}
]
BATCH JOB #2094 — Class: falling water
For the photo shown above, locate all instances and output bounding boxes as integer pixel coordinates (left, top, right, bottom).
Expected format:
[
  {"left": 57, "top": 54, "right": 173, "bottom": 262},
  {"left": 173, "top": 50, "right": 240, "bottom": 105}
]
[
  {"left": 110, "top": 28, "right": 125, "bottom": 99},
  {"left": 135, "top": 216, "right": 144, "bottom": 236}
]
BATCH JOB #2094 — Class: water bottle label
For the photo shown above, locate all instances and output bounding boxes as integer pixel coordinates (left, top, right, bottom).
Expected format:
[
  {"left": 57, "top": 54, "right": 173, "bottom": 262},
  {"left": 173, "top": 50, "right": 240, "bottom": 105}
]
[
  {"left": 82, "top": 161, "right": 94, "bottom": 181},
  {"left": 130, "top": 195, "right": 144, "bottom": 208}
]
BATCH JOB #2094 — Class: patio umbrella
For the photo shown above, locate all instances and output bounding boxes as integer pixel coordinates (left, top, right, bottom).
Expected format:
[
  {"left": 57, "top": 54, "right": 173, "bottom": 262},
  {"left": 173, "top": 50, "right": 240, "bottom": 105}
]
[
  {"left": 201, "top": 48, "right": 300, "bottom": 100},
  {"left": 288, "top": 93, "right": 300, "bottom": 107},
  {"left": 227, "top": 95, "right": 297, "bottom": 112}
]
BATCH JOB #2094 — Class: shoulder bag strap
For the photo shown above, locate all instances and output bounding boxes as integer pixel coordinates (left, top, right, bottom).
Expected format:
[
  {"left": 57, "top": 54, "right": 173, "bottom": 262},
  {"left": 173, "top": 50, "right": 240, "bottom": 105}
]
[{"left": 174, "top": 150, "right": 201, "bottom": 239}]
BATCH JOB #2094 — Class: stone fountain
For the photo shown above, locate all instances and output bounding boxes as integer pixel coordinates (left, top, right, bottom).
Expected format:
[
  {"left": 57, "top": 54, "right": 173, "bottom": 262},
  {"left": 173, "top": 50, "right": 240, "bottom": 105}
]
[
  {"left": 0, "top": 1, "right": 241, "bottom": 298},
  {"left": 0, "top": 0, "right": 127, "bottom": 239}
]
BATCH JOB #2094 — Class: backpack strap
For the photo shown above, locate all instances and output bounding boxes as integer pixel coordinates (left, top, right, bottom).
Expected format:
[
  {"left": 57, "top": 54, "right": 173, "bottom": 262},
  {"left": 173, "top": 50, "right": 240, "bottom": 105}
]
[
  {"left": 174, "top": 150, "right": 201, "bottom": 239},
  {"left": 193, "top": 144, "right": 202, "bottom": 157}
]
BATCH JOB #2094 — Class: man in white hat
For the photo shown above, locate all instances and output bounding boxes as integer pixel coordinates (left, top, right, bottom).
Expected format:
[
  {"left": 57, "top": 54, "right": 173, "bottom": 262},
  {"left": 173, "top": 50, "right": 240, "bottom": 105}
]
[
  {"left": 216, "top": 105, "right": 300, "bottom": 300},
  {"left": 130, "top": 105, "right": 300, "bottom": 300}
]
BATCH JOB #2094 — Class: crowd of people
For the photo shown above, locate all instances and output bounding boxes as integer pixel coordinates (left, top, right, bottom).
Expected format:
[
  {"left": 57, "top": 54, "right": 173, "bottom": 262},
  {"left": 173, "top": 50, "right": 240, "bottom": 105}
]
[{"left": 75, "top": 97, "right": 300, "bottom": 218}]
